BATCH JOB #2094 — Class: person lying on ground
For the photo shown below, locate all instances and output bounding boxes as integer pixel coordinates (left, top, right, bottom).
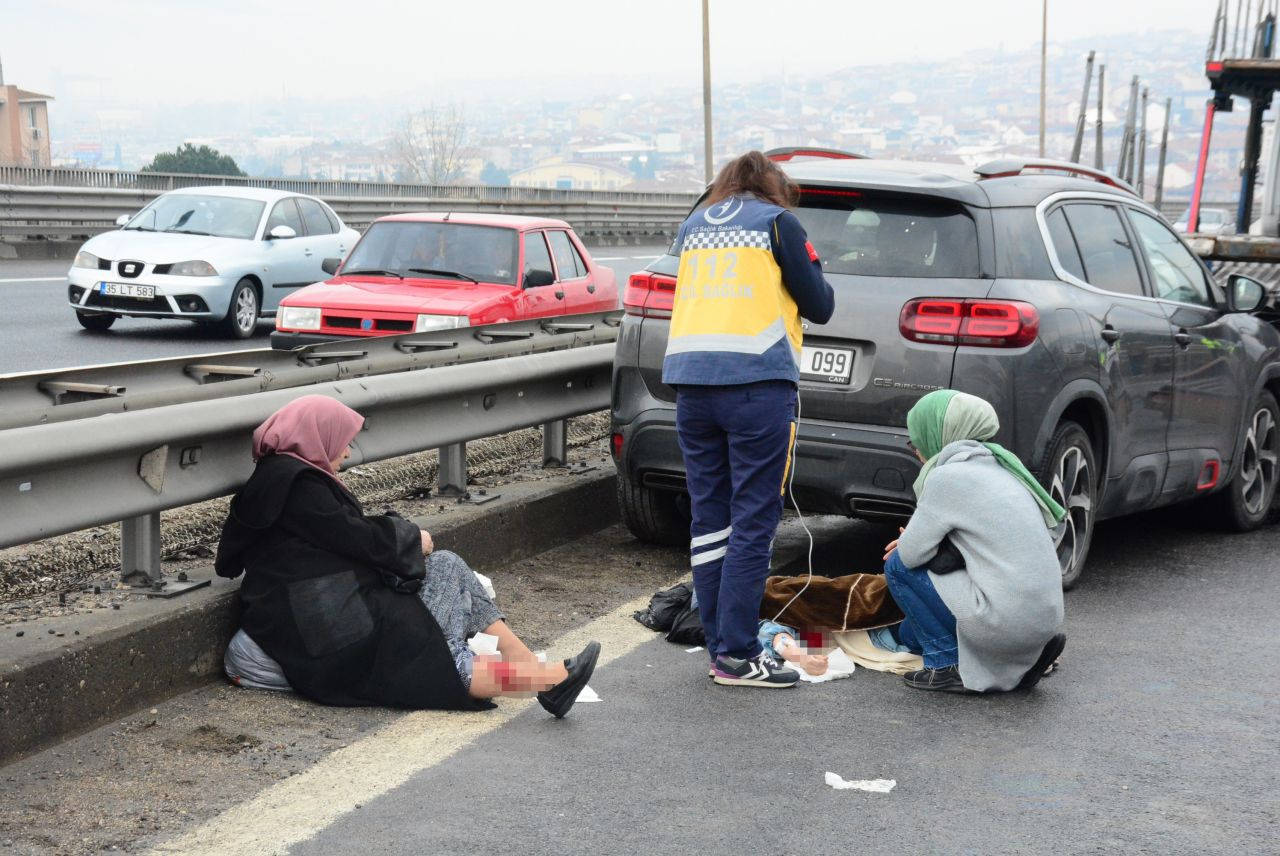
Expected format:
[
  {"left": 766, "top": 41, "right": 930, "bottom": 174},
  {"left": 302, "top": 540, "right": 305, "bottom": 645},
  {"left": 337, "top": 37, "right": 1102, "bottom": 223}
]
[
  {"left": 757, "top": 619, "right": 828, "bottom": 676},
  {"left": 881, "top": 389, "right": 1067, "bottom": 694},
  {"left": 215, "top": 394, "right": 599, "bottom": 717}
]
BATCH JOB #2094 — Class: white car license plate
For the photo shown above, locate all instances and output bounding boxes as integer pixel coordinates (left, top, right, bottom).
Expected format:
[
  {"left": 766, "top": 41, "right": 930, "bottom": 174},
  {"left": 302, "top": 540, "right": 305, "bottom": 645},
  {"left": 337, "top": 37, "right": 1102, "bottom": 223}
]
[
  {"left": 99, "top": 282, "right": 155, "bottom": 299},
  {"left": 800, "top": 345, "right": 854, "bottom": 384}
]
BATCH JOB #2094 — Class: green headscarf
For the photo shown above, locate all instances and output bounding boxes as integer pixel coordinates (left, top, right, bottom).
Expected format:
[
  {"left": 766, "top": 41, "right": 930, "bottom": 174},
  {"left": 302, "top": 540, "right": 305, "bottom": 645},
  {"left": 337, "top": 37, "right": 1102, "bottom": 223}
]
[{"left": 907, "top": 389, "right": 1066, "bottom": 528}]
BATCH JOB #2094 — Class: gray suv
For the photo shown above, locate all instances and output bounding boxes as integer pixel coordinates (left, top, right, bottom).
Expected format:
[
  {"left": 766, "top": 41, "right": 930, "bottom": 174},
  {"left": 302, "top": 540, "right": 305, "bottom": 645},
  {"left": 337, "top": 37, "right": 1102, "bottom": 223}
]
[{"left": 610, "top": 154, "right": 1280, "bottom": 587}]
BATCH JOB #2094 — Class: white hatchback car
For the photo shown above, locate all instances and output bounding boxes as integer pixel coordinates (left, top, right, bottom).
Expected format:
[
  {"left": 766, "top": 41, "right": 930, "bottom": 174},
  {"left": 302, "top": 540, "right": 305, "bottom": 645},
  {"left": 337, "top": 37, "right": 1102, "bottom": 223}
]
[{"left": 66, "top": 186, "right": 359, "bottom": 338}]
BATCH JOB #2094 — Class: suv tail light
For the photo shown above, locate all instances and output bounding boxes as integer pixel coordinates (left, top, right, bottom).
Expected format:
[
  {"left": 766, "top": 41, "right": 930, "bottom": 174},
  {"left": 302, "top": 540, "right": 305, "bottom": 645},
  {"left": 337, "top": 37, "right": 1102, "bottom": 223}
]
[
  {"left": 900, "top": 298, "right": 1039, "bottom": 348},
  {"left": 623, "top": 271, "right": 677, "bottom": 319}
]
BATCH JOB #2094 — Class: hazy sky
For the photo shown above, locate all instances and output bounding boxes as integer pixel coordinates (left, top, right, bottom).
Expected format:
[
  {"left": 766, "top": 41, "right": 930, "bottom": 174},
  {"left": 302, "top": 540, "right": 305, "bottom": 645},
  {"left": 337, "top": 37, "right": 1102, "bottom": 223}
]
[{"left": 3, "top": 0, "right": 1219, "bottom": 105}]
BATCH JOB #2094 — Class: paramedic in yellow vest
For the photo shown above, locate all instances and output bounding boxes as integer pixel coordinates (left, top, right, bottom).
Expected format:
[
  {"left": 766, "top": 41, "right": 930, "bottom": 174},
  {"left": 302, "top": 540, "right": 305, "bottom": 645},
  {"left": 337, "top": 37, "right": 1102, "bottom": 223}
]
[{"left": 664, "top": 151, "right": 835, "bottom": 688}]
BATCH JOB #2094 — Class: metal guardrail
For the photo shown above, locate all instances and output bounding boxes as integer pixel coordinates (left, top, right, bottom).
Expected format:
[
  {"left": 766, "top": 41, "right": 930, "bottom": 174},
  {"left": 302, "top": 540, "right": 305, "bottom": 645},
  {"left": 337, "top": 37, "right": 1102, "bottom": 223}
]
[
  {"left": 0, "top": 312, "right": 620, "bottom": 592},
  {"left": 0, "top": 311, "right": 621, "bottom": 430},
  {"left": 0, "top": 168, "right": 698, "bottom": 243},
  {"left": 0, "top": 165, "right": 700, "bottom": 204},
  {"left": 0, "top": 185, "right": 689, "bottom": 243}
]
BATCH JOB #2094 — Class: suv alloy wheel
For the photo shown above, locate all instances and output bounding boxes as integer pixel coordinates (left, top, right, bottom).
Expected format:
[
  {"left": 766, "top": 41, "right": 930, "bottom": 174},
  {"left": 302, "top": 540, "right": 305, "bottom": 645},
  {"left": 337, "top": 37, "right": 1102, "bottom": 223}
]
[
  {"left": 1213, "top": 389, "right": 1280, "bottom": 530},
  {"left": 1038, "top": 421, "right": 1097, "bottom": 589}
]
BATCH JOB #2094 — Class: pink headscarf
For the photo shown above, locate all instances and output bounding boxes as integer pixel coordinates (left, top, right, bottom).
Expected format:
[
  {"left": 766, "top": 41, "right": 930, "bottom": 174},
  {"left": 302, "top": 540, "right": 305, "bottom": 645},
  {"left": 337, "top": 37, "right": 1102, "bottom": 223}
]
[{"left": 252, "top": 394, "right": 364, "bottom": 479}]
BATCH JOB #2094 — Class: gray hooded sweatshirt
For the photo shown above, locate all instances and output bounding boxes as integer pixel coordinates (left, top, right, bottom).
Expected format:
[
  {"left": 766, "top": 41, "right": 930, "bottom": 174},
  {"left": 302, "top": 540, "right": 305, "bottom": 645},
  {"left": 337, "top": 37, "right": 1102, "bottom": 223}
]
[{"left": 896, "top": 439, "right": 1064, "bottom": 691}]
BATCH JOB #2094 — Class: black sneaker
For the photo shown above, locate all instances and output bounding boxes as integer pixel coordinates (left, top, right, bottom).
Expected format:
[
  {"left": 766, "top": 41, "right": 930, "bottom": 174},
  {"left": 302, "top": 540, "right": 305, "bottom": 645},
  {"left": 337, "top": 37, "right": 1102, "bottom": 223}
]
[
  {"left": 712, "top": 651, "right": 799, "bottom": 687},
  {"left": 537, "top": 641, "right": 601, "bottom": 718},
  {"left": 903, "top": 665, "right": 968, "bottom": 692},
  {"left": 1017, "top": 633, "right": 1066, "bottom": 691}
]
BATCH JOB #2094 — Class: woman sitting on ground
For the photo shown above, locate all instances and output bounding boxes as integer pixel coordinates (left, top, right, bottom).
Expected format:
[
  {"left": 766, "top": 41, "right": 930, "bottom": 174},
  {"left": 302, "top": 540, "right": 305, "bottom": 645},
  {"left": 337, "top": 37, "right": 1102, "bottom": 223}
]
[
  {"left": 215, "top": 394, "right": 599, "bottom": 717},
  {"left": 882, "top": 389, "right": 1067, "bottom": 693}
]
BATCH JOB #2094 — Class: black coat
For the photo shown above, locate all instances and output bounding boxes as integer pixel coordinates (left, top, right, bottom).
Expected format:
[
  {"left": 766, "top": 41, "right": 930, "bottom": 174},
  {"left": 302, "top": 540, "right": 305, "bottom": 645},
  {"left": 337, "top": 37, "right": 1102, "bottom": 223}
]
[{"left": 215, "top": 454, "right": 489, "bottom": 711}]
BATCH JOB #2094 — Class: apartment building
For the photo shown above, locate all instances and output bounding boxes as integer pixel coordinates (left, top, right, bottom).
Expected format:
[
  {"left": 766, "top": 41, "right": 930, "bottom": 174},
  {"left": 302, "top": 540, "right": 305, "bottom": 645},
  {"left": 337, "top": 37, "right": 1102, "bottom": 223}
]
[{"left": 0, "top": 84, "right": 54, "bottom": 166}]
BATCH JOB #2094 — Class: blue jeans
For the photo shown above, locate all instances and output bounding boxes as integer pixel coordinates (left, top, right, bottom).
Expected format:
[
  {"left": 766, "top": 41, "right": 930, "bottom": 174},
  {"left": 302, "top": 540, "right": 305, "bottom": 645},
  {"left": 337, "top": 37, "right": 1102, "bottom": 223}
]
[
  {"left": 883, "top": 550, "right": 958, "bottom": 669},
  {"left": 676, "top": 381, "right": 797, "bottom": 661}
]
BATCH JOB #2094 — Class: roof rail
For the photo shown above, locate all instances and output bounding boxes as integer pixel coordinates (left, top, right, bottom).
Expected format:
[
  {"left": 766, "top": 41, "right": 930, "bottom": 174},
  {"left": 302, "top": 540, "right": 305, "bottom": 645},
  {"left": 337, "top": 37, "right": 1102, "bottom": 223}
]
[
  {"left": 974, "top": 158, "right": 1136, "bottom": 194},
  {"left": 764, "top": 147, "right": 869, "bottom": 162}
]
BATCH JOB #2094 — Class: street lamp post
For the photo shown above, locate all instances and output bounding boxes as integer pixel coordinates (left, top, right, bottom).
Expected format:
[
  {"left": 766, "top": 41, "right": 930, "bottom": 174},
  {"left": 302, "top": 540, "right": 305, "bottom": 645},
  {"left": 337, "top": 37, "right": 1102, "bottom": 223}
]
[
  {"left": 1040, "top": 0, "right": 1048, "bottom": 157},
  {"left": 703, "top": 0, "right": 713, "bottom": 183}
]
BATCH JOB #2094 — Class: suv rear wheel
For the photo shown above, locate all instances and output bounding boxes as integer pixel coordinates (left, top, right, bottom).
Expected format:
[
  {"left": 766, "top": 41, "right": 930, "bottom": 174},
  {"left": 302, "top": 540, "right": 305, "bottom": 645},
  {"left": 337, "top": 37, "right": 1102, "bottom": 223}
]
[
  {"left": 617, "top": 473, "right": 689, "bottom": 546},
  {"left": 1212, "top": 390, "right": 1280, "bottom": 531},
  {"left": 1038, "top": 421, "right": 1097, "bottom": 590}
]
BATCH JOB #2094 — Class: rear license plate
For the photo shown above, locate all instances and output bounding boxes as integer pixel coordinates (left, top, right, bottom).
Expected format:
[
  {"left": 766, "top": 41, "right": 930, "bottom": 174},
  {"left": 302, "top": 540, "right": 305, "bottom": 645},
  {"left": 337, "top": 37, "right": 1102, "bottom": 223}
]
[
  {"left": 100, "top": 282, "right": 155, "bottom": 299},
  {"left": 800, "top": 345, "right": 853, "bottom": 384}
]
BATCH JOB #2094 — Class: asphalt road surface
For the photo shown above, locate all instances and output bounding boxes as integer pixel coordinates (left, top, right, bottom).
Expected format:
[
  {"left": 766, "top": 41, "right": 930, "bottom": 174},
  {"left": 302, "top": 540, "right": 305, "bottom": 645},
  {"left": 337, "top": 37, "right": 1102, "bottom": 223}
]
[
  {"left": 0, "top": 249, "right": 664, "bottom": 375},
  {"left": 3, "top": 503, "right": 1277, "bottom": 855}
]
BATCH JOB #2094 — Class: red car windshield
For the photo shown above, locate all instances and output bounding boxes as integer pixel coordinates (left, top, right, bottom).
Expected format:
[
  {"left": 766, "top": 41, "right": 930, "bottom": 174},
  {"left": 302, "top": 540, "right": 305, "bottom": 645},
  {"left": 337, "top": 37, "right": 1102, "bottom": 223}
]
[{"left": 343, "top": 221, "right": 519, "bottom": 285}]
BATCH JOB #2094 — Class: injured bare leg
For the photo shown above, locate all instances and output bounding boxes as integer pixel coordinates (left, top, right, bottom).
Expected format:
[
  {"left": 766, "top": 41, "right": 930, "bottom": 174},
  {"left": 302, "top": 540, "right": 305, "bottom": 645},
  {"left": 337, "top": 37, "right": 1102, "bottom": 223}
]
[{"left": 467, "top": 655, "right": 569, "bottom": 699}]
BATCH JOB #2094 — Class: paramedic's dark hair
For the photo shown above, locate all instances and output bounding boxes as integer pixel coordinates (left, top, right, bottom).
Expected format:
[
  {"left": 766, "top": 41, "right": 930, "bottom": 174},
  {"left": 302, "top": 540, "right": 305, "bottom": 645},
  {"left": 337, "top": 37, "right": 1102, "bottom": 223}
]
[{"left": 704, "top": 151, "right": 798, "bottom": 209}]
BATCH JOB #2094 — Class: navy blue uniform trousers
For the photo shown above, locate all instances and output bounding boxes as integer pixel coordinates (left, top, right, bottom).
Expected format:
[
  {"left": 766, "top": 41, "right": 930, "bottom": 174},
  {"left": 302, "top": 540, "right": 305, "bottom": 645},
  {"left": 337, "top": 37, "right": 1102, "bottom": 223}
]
[{"left": 675, "top": 380, "right": 797, "bottom": 661}]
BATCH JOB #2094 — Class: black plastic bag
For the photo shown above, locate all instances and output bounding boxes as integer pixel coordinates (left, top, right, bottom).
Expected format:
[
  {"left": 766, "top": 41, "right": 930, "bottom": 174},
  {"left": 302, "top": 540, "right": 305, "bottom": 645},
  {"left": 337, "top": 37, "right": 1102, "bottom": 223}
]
[
  {"left": 665, "top": 600, "right": 706, "bottom": 646},
  {"left": 633, "top": 582, "right": 694, "bottom": 632}
]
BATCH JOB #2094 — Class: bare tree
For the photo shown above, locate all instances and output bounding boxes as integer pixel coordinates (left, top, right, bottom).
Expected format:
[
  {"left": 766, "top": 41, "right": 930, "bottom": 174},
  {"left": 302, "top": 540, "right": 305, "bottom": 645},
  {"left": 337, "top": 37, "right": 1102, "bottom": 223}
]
[{"left": 392, "top": 104, "right": 475, "bottom": 185}]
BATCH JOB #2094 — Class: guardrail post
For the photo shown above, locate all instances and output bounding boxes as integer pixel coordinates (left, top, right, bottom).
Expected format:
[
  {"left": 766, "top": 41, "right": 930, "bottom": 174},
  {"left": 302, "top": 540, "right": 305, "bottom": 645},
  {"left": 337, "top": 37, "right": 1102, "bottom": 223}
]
[
  {"left": 543, "top": 419, "right": 567, "bottom": 467},
  {"left": 120, "top": 513, "right": 162, "bottom": 589},
  {"left": 436, "top": 443, "right": 468, "bottom": 497}
]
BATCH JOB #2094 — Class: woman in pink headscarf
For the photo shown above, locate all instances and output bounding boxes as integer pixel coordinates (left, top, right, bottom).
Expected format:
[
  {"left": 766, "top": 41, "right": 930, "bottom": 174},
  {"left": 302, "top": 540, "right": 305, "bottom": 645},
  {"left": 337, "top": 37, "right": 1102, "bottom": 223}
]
[{"left": 215, "top": 394, "right": 599, "bottom": 717}]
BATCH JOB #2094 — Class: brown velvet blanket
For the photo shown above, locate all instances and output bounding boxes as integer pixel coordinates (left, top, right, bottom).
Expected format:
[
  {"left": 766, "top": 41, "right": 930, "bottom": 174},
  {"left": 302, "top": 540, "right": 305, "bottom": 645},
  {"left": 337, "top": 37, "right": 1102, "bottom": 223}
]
[{"left": 760, "top": 573, "right": 904, "bottom": 632}]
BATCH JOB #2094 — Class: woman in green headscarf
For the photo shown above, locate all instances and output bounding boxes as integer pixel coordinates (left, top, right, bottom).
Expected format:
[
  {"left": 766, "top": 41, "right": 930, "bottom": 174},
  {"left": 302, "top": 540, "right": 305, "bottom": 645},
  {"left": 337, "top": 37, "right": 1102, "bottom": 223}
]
[{"left": 881, "top": 390, "right": 1067, "bottom": 693}]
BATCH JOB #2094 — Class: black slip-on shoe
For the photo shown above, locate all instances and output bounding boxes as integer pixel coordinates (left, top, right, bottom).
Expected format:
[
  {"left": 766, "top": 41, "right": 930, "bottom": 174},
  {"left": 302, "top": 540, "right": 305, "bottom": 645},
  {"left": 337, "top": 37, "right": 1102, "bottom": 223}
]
[
  {"left": 537, "top": 640, "right": 601, "bottom": 718},
  {"left": 1017, "top": 633, "right": 1067, "bottom": 691},
  {"left": 903, "top": 665, "right": 968, "bottom": 693}
]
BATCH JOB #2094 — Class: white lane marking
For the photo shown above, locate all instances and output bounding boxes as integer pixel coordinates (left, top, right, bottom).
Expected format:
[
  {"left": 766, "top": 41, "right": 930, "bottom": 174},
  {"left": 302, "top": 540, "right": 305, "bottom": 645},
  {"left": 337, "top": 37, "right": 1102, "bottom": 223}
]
[
  {"left": 148, "top": 583, "right": 681, "bottom": 856},
  {"left": 593, "top": 256, "right": 628, "bottom": 261},
  {"left": 630, "top": 255, "right": 661, "bottom": 260},
  {"left": 0, "top": 276, "right": 66, "bottom": 283}
]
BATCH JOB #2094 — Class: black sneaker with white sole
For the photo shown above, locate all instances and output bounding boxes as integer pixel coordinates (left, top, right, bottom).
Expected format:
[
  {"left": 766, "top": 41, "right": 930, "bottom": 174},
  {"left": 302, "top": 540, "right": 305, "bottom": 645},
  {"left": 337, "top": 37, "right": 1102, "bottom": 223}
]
[
  {"left": 903, "top": 665, "right": 969, "bottom": 693},
  {"left": 712, "top": 651, "right": 799, "bottom": 687}
]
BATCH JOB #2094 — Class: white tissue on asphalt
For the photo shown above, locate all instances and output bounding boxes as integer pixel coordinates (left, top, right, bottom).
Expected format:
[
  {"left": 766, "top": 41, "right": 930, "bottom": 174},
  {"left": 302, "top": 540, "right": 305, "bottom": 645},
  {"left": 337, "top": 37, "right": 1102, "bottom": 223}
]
[
  {"left": 574, "top": 686, "right": 601, "bottom": 702},
  {"left": 685, "top": 646, "right": 704, "bottom": 653},
  {"left": 824, "top": 772, "right": 896, "bottom": 793},
  {"left": 783, "top": 648, "right": 857, "bottom": 683}
]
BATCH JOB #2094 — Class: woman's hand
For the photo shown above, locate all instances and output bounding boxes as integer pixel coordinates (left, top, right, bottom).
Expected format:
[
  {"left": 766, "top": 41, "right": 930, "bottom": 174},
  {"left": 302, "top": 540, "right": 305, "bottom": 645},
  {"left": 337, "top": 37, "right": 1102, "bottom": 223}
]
[
  {"left": 882, "top": 526, "right": 905, "bottom": 561},
  {"left": 420, "top": 529, "right": 435, "bottom": 556}
]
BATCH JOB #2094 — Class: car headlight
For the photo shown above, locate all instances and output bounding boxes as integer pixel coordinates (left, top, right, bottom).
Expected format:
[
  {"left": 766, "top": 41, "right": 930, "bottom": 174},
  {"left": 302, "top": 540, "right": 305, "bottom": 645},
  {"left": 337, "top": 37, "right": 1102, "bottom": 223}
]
[
  {"left": 73, "top": 250, "right": 101, "bottom": 269},
  {"left": 414, "top": 314, "right": 467, "bottom": 332},
  {"left": 279, "top": 306, "right": 322, "bottom": 331},
  {"left": 168, "top": 260, "right": 219, "bottom": 277}
]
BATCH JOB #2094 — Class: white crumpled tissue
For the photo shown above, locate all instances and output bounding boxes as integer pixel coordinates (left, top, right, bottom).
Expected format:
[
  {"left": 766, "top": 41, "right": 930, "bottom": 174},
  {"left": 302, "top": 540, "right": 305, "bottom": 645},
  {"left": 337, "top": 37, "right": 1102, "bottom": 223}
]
[
  {"left": 473, "top": 570, "right": 496, "bottom": 600},
  {"left": 783, "top": 647, "right": 857, "bottom": 683},
  {"left": 824, "top": 772, "right": 896, "bottom": 793},
  {"left": 468, "top": 632, "right": 500, "bottom": 656}
]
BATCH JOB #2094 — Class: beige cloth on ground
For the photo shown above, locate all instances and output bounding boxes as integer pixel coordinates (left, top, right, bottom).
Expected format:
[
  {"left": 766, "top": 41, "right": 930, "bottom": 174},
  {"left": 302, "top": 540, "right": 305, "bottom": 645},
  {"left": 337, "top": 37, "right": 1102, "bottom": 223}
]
[{"left": 833, "top": 629, "right": 924, "bottom": 675}]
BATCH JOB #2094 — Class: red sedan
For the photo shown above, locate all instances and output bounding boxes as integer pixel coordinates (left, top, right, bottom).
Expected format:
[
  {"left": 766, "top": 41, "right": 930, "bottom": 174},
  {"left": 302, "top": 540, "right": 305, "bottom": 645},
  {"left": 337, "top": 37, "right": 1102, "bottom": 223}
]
[{"left": 271, "top": 212, "right": 617, "bottom": 347}]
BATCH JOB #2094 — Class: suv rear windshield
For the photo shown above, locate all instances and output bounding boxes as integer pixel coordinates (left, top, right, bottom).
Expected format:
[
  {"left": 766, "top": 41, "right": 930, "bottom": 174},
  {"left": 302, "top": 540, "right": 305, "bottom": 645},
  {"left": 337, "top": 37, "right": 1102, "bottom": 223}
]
[{"left": 794, "top": 190, "right": 980, "bottom": 278}]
